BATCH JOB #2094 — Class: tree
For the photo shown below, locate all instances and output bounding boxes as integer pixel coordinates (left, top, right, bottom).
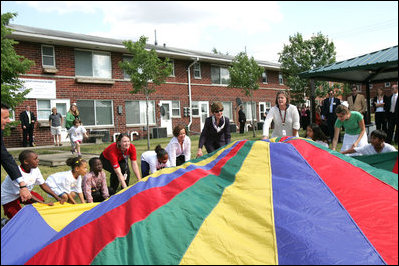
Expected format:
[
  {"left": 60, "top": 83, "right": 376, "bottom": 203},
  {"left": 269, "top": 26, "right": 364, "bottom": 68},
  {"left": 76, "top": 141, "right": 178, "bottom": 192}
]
[
  {"left": 228, "top": 52, "right": 264, "bottom": 137},
  {"left": 278, "top": 32, "right": 336, "bottom": 105},
  {"left": 119, "top": 36, "right": 173, "bottom": 150},
  {"left": 1, "top": 12, "right": 35, "bottom": 134}
]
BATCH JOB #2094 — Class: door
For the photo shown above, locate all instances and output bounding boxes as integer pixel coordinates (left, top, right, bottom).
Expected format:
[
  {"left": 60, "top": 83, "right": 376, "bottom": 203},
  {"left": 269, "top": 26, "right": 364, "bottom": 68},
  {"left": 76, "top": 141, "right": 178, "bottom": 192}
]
[
  {"left": 199, "top": 102, "right": 209, "bottom": 131},
  {"left": 159, "top": 100, "right": 173, "bottom": 136},
  {"left": 53, "top": 99, "right": 70, "bottom": 142}
]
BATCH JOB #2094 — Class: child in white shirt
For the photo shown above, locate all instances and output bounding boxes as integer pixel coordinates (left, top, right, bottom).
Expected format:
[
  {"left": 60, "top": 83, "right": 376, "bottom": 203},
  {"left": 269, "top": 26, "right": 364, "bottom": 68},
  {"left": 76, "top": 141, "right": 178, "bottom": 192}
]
[
  {"left": 342, "top": 130, "right": 397, "bottom": 155},
  {"left": 45, "top": 156, "right": 87, "bottom": 204},
  {"left": 68, "top": 119, "right": 88, "bottom": 156},
  {"left": 141, "top": 145, "right": 170, "bottom": 177},
  {"left": 1, "top": 150, "right": 63, "bottom": 219}
]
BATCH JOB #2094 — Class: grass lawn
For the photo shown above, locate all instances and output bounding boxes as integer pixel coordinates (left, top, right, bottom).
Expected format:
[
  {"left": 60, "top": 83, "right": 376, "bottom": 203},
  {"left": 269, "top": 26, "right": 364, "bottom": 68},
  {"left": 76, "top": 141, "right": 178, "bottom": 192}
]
[{"left": 2, "top": 128, "right": 389, "bottom": 220}]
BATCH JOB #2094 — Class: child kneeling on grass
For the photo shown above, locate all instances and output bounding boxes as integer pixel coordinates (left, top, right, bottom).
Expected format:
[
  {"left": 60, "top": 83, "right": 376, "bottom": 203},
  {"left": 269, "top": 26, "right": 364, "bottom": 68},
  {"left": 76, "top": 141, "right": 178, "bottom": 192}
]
[
  {"left": 83, "top": 157, "right": 112, "bottom": 203},
  {"left": 45, "top": 156, "right": 87, "bottom": 204},
  {"left": 1, "top": 150, "right": 65, "bottom": 219}
]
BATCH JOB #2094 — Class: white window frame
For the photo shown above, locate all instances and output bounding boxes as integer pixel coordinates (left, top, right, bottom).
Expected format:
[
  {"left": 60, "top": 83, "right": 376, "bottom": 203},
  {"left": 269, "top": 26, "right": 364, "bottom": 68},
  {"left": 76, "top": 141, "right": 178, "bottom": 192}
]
[
  {"left": 37, "top": 99, "right": 52, "bottom": 121},
  {"left": 171, "top": 100, "right": 181, "bottom": 118},
  {"left": 262, "top": 70, "right": 268, "bottom": 84},
  {"left": 9, "top": 109, "right": 16, "bottom": 122},
  {"left": 221, "top": 101, "right": 233, "bottom": 120},
  {"left": 279, "top": 72, "right": 284, "bottom": 85},
  {"left": 169, "top": 59, "right": 175, "bottom": 77},
  {"left": 76, "top": 99, "right": 114, "bottom": 127},
  {"left": 125, "top": 100, "right": 156, "bottom": 126},
  {"left": 211, "top": 65, "right": 230, "bottom": 85},
  {"left": 243, "top": 101, "right": 257, "bottom": 122},
  {"left": 41, "top": 45, "right": 55, "bottom": 67},
  {"left": 194, "top": 62, "right": 201, "bottom": 79},
  {"left": 192, "top": 101, "right": 200, "bottom": 117},
  {"left": 75, "top": 49, "right": 112, "bottom": 79}
]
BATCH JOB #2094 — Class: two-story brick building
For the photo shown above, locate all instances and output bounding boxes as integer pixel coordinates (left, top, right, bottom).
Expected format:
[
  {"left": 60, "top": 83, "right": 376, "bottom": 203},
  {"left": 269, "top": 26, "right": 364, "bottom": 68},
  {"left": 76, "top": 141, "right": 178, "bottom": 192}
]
[{"left": 4, "top": 24, "right": 289, "bottom": 147}]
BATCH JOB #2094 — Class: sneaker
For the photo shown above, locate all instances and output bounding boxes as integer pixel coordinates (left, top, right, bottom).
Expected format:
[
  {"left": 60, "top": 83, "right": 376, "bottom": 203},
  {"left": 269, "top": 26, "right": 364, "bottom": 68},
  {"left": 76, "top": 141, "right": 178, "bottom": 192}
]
[{"left": 1, "top": 218, "right": 9, "bottom": 228}]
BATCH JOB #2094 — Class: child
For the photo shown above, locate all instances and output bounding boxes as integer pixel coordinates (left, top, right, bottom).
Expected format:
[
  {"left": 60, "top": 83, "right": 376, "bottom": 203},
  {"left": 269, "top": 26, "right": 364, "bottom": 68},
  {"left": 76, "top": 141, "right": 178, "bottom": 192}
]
[
  {"left": 341, "top": 130, "right": 397, "bottom": 155},
  {"left": 83, "top": 157, "right": 111, "bottom": 203},
  {"left": 49, "top": 107, "right": 63, "bottom": 146},
  {"left": 1, "top": 150, "right": 64, "bottom": 219},
  {"left": 141, "top": 145, "right": 170, "bottom": 177},
  {"left": 45, "top": 157, "right": 87, "bottom": 204},
  {"left": 306, "top": 123, "right": 329, "bottom": 148},
  {"left": 68, "top": 119, "right": 88, "bottom": 156}
]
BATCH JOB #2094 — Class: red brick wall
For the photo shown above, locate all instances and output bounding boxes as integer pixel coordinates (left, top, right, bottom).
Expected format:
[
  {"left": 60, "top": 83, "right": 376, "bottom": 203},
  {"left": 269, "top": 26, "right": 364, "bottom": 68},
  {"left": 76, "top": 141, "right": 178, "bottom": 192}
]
[{"left": 4, "top": 41, "right": 288, "bottom": 147}]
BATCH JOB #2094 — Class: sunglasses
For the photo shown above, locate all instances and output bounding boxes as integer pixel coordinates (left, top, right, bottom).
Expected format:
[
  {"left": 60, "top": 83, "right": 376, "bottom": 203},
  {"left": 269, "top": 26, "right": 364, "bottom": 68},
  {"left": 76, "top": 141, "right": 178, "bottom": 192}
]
[{"left": 214, "top": 109, "right": 223, "bottom": 113}]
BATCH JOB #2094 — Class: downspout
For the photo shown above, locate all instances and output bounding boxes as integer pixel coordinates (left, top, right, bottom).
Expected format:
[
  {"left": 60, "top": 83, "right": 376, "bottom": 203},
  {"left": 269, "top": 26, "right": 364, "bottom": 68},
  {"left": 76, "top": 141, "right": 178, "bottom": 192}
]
[{"left": 187, "top": 57, "right": 199, "bottom": 132}]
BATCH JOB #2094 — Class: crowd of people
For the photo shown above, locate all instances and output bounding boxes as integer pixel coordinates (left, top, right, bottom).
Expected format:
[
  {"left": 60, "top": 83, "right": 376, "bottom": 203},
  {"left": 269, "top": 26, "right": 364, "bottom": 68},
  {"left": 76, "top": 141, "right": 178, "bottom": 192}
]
[{"left": 1, "top": 84, "right": 398, "bottom": 222}]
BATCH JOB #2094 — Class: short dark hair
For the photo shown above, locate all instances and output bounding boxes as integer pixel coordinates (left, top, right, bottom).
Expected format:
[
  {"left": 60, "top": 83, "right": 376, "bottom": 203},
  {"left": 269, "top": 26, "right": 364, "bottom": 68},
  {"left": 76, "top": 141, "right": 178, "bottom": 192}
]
[
  {"left": 88, "top": 157, "right": 101, "bottom": 170},
  {"left": 173, "top": 125, "right": 186, "bottom": 137},
  {"left": 370, "top": 130, "right": 387, "bottom": 141},
  {"left": 18, "top": 150, "right": 36, "bottom": 164},
  {"left": 1, "top": 103, "right": 10, "bottom": 110}
]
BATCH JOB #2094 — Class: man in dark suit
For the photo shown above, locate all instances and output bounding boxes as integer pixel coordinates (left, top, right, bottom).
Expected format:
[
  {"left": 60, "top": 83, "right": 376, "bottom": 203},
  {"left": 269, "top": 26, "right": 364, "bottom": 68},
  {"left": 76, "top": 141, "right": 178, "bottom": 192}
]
[
  {"left": 238, "top": 105, "right": 246, "bottom": 134},
  {"left": 1, "top": 103, "right": 32, "bottom": 202},
  {"left": 321, "top": 90, "right": 341, "bottom": 142},
  {"left": 386, "top": 84, "right": 398, "bottom": 144},
  {"left": 20, "top": 105, "right": 36, "bottom": 147}
]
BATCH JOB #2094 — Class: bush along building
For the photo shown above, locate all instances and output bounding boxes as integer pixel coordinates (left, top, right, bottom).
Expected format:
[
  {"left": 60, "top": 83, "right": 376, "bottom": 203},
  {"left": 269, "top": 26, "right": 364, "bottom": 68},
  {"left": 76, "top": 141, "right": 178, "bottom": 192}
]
[{"left": 4, "top": 24, "right": 289, "bottom": 147}]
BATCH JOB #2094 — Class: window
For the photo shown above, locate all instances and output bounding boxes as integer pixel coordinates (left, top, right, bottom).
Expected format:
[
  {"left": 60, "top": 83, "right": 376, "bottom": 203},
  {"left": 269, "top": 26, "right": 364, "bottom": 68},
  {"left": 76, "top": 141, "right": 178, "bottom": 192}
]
[
  {"left": 42, "top": 45, "right": 55, "bottom": 67},
  {"left": 37, "top": 100, "right": 52, "bottom": 120},
  {"left": 75, "top": 50, "right": 112, "bottom": 79},
  {"left": 279, "top": 72, "right": 283, "bottom": 85},
  {"left": 9, "top": 109, "right": 15, "bottom": 122},
  {"left": 172, "top": 101, "right": 180, "bottom": 117},
  {"left": 243, "top": 102, "right": 256, "bottom": 121},
  {"left": 122, "top": 56, "right": 133, "bottom": 80},
  {"left": 262, "top": 70, "right": 268, "bottom": 83},
  {"left": 211, "top": 65, "right": 230, "bottom": 85},
  {"left": 192, "top": 101, "right": 199, "bottom": 116},
  {"left": 194, "top": 62, "right": 201, "bottom": 79},
  {"left": 221, "top": 101, "right": 233, "bottom": 120},
  {"left": 125, "top": 101, "right": 155, "bottom": 125},
  {"left": 77, "top": 100, "right": 113, "bottom": 126},
  {"left": 169, "top": 59, "right": 175, "bottom": 77}
]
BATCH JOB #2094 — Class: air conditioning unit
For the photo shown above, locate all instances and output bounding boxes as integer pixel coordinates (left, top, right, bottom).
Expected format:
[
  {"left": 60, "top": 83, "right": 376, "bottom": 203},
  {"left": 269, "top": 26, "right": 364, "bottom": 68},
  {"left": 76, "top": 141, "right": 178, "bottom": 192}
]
[{"left": 151, "top": 127, "right": 167, "bottom": 139}]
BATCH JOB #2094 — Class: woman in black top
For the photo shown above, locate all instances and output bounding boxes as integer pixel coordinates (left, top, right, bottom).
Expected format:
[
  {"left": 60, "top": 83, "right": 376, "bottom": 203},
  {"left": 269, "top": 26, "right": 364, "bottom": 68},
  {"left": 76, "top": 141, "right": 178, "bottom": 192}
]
[{"left": 197, "top": 102, "right": 231, "bottom": 157}]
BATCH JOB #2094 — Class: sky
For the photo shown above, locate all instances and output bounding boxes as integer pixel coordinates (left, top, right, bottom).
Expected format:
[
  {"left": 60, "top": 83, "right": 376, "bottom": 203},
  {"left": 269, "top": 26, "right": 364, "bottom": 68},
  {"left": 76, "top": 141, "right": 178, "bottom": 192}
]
[{"left": 1, "top": 1, "right": 398, "bottom": 63}]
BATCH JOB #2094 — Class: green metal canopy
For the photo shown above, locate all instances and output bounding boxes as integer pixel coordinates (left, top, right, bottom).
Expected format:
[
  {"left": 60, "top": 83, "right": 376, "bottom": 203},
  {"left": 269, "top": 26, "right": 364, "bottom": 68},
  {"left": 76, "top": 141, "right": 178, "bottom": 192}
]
[{"left": 299, "top": 45, "right": 398, "bottom": 83}]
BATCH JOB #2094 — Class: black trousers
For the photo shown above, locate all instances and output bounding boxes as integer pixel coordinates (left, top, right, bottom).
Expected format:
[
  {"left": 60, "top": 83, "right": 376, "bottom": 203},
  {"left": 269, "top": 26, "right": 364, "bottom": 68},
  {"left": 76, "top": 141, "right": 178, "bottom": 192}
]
[
  {"left": 326, "top": 113, "right": 336, "bottom": 141},
  {"left": 374, "top": 112, "right": 387, "bottom": 133},
  {"left": 387, "top": 112, "right": 398, "bottom": 144},
  {"left": 22, "top": 125, "right": 34, "bottom": 147},
  {"left": 239, "top": 122, "right": 245, "bottom": 134},
  {"left": 176, "top": 155, "right": 185, "bottom": 166},
  {"left": 100, "top": 153, "right": 130, "bottom": 192}
]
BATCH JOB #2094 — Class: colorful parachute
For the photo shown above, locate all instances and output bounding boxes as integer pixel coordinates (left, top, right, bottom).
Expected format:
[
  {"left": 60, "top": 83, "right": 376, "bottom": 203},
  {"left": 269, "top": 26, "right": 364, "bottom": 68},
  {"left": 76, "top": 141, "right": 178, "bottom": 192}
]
[{"left": 1, "top": 138, "right": 398, "bottom": 265}]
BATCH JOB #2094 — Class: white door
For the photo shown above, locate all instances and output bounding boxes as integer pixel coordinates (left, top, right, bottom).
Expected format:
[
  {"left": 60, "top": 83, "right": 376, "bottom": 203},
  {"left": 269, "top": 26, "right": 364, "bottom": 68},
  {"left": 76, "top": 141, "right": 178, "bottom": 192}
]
[
  {"left": 53, "top": 99, "right": 70, "bottom": 142},
  {"left": 199, "top": 101, "right": 209, "bottom": 131},
  {"left": 160, "top": 101, "right": 173, "bottom": 136}
]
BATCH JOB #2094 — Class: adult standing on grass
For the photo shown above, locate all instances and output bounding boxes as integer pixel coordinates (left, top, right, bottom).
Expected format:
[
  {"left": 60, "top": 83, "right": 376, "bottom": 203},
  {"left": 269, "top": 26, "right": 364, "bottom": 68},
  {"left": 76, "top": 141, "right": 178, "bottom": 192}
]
[
  {"left": 49, "top": 107, "right": 63, "bottom": 146},
  {"left": 197, "top": 102, "right": 231, "bottom": 157},
  {"left": 331, "top": 105, "right": 367, "bottom": 155},
  {"left": 262, "top": 91, "right": 300, "bottom": 139},
  {"left": 1, "top": 103, "right": 32, "bottom": 202},
  {"left": 19, "top": 105, "right": 36, "bottom": 147},
  {"left": 65, "top": 103, "right": 79, "bottom": 130},
  {"left": 100, "top": 133, "right": 142, "bottom": 193}
]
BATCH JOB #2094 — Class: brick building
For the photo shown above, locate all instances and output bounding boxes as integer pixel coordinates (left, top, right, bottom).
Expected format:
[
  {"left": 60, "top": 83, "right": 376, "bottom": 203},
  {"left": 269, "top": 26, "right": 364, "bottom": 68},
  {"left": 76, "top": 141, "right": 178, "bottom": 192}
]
[{"left": 4, "top": 24, "right": 289, "bottom": 147}]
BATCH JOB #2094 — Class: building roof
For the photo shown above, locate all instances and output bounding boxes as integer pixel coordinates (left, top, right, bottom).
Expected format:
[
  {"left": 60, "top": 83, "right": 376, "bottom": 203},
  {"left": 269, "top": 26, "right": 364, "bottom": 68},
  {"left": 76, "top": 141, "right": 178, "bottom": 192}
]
[
  {"left": 7, "top": 24, "right": 281, "bottom": 70},
  {"left": 299, "top": 45, "right": 398, "bottom": 83}
]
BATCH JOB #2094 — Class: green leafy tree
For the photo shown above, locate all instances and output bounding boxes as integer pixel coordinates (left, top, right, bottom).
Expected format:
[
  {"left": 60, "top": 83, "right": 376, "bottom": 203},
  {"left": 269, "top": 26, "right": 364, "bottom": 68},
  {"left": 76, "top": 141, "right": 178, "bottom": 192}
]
[
  {"left": 278, "top": 32, "right": 336, "bottom": 105},
  {"left": 119, "top": 36, "right": 173, "bottom": 150},
  {"left": 228, "top": 52, "right": 264, "bottom": 137},
  {"left": 1, "top": 12, "right": 34, "bottom": 134}
]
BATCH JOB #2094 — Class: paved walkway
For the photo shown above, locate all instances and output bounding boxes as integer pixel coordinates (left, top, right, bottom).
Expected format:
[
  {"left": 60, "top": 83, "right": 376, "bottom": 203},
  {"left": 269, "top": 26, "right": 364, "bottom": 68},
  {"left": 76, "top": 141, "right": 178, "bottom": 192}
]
[{"left": 8, "top": 143, "right": 97, "bottom": 167}]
